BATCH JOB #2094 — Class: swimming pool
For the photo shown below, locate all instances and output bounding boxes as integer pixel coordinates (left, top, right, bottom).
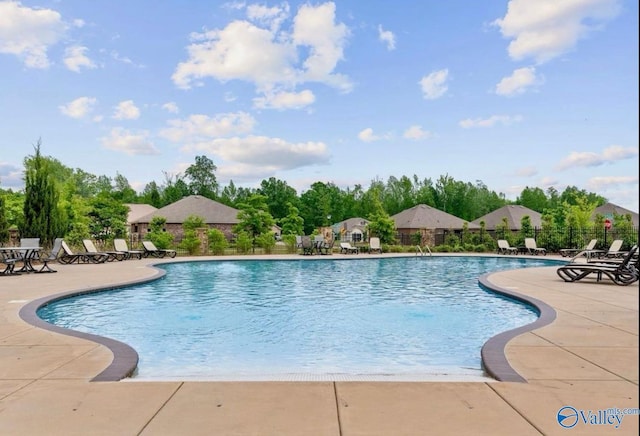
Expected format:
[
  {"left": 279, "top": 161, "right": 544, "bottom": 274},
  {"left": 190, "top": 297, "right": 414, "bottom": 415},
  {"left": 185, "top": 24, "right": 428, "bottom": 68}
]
[{"left": 38, "top": 256, "right": 556, "bottom": 381}]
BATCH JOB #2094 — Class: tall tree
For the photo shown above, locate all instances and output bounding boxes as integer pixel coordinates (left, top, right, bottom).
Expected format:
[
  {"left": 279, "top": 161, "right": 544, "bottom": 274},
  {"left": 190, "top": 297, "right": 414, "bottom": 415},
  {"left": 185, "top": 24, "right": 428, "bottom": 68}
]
[
  {"left": 20, "top": 140, "right": 65, "bottom": 246},
  {"left": 234, "top": 194, "right": 276, "bottom": 248},
  {"left": 257, "top": 177, "right": 298, "bottom": 221},
  {"left": 0, "top": 193, "right": 9, "bottom": 243},
  {"left": 184, "top": 155, "right": 218, "bottom": 199}
]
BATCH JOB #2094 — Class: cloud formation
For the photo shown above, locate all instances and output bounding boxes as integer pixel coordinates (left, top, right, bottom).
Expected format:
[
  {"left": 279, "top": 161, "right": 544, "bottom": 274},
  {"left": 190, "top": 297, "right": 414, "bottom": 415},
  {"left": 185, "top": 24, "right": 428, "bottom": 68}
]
[
  {"left": 172, "top": 1, "right": 351, "bottom": 105},
  {"left": 403, "top": 125, "right": 432, "bottom": 140},
  {"left": 378, "top": 25, "right": 396, "bottom": 50},
  {"left": 101, "top": 128, "right": 159, "bottom": 155},
  {"left": 113, "top": 100, "right": 141, "bottom": 120},
  {"left": 495, "top": 67, "right": 540, "bottom": 96},
  {"left": 63, "top": 45, "right": 96, "bottom": 72},
  {"left": 493, "top": 0, "right": 621, "bottom": 64},
  {"left": 419, "top": 69, "right": 448, "bottom": 100},
  {"left": 59, "top": 96, "right": 97, "bottom": 119},
  {"left": 556, "top": 145, "right": 638, "bottom": 170},
  {"left": 459, "top": 114, "right": 523, "bottom": 128},
  {"left": 0, "top": 1, "right": 67, "bottom": 68}
]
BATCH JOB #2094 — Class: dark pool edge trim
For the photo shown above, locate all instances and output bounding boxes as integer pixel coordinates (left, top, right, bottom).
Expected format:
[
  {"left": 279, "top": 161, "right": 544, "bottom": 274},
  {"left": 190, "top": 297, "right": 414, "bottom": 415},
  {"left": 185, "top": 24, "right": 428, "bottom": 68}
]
[
  {"left": 18, "top": 265, "right": 167, "bottom": 382},
  {"left": 478, "top": 272, "right": 557, "bottom": 383}
]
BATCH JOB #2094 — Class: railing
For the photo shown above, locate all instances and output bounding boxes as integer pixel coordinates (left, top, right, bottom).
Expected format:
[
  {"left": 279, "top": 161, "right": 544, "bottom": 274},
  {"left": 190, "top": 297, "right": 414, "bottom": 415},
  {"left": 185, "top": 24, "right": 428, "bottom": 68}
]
[{"left": 415, "top": 245, "right": 432, "bottom": 257}]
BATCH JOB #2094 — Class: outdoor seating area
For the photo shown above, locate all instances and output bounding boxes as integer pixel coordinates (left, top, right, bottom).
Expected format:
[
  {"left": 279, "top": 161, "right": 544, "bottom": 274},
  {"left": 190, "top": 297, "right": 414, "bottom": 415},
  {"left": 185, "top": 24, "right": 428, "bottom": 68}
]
[
  {"left": 559, "top": 238, "right": 598, "bottom": 257},
  {"left": 496, "top": 239, "right": 518, "bottom": 255},
  {"left": 142, "top": 240, "right": 177, "bottom": 258},
  {"left": 557, "top": 245, "right": 639, "bottom": 285}
]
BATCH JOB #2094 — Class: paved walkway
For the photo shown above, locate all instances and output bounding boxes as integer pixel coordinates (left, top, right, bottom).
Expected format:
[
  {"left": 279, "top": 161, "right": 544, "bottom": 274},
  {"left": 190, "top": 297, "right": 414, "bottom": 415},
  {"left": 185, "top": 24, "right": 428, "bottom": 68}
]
[{"left": 0, "top": 254, "right": 637, "bottom": 435}]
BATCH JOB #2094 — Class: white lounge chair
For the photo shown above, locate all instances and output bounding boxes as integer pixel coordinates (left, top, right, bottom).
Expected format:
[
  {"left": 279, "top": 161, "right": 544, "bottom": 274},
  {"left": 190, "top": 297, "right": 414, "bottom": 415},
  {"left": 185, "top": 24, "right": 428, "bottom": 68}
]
[
  {"left": 369, "top": 237, "right": 382, "bottom": 254},
  {"left": 497, "top": 239, "right": 518, "bottom": 255},
  {"left": 340, "top": 242, "right": 359, "bottom": 254},
  {"left": 524, "top": 238, "right": 546, "bottom": 255}
]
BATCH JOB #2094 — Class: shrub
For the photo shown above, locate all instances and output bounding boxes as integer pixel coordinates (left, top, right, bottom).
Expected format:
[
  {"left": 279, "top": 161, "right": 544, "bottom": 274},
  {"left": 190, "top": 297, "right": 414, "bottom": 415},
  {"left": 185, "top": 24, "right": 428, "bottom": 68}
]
[
  {"left": 207, "top": 228, "right": 228, "bottom": 255},
  {"left": 256, "top": 232, "right": 276, "bottom": 254},
  {"left": 235, "top": 232, "right": 252, "bottom": 254},
  {"left": 178, "top": 229, "right": 201, "bottom": 255},
  {"left": 282, "top": 234, "right": 298, "bottom": 253}
]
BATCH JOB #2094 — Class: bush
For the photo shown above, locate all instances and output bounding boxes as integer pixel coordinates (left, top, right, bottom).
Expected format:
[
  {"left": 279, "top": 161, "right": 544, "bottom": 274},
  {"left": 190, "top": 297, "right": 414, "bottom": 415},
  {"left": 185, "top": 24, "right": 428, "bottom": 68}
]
[
  {"left": 282, "top": 234, "right": 298, "bottom": 253},
  {"left": 235, "top": 232, "right": 252, "bottom": 254},
  {"left": 208, "top": 228, "right": 228, "bottom": 255},
  {"left": 147, "top": 231, "right": 173, "bottom": 249},
  {"left": 178, "top": 229, "right": 201, "bottom": 255},
  {"left": 256, "top": 232, "right": 276, "bottom": 254}
]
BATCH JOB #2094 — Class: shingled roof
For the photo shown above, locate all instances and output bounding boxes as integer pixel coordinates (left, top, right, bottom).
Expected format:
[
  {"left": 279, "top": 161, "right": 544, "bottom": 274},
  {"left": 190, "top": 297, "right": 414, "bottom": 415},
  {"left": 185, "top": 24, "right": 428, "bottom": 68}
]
[
  {"left": 592, "top": 202, "right": 639, "bottom": 227},
  {"left": 472, "top": 205, "right": 542, "bottom": 230},
  {"left": 133, "top": 195, "right": 240, "bottom": 224},
  {"left": 391, "top": 204, "right": 480, "bottom": 230}
]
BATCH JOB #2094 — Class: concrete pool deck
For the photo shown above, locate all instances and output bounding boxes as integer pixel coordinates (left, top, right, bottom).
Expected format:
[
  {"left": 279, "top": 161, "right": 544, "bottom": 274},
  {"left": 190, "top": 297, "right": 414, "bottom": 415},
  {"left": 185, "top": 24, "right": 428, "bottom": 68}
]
[{"left": 0, "top": 253, "right": 637, "bottom": 435}]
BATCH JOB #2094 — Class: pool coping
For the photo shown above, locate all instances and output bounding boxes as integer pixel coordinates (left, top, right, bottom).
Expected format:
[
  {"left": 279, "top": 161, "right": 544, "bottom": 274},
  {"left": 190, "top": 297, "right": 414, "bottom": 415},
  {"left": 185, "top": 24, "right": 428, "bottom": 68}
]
[{"left": 18, "top": 256, "right": 557, "bottom": 383}]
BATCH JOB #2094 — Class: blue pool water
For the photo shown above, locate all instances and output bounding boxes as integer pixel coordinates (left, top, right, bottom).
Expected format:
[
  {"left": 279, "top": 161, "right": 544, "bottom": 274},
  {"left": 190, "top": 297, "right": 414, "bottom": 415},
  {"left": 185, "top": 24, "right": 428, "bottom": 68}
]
[{"left": 38, "top": 256, "right": 556, "bottom": 380}]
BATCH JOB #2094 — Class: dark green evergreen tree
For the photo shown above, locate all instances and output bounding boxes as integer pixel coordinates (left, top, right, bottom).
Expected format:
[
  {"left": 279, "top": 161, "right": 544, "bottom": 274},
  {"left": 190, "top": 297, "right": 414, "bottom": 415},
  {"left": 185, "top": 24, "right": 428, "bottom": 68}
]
[{"left": 20, "top": 140, "right": 64, "bottom": 246}]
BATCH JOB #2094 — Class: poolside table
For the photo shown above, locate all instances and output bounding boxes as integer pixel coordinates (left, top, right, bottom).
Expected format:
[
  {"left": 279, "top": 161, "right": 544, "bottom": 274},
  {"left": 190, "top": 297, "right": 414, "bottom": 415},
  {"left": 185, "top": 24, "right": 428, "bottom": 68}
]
[{"left": 0, "top": 246, "right": 42, "bottom": 273}]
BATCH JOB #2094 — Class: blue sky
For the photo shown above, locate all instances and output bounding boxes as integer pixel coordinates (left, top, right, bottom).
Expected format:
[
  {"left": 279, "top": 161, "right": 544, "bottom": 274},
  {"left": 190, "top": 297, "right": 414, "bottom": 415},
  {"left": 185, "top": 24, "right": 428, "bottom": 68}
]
[{"left": 1, "top": 0, "right": 638, "bottom": 212}]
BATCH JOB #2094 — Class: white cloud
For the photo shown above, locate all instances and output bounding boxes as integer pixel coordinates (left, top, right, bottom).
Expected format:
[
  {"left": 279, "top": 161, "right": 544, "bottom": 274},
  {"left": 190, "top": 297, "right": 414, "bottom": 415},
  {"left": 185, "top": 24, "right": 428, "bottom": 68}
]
[
  {"left": 358, "top": 128, "right": 379, "bottom": 142},
  {"left": 587, "top": 175, "right": 639, "bottom": 190},
  {"left": 189, "top": 136, "right": 329, "bottom": 169},
  {"left": 162, "top": 102, "right": 179, "bottom": 114},
  {"left": 59, "top": 96, "right": 97, "bottom": 119},
  {"left": 459, "top": 114, "right": 523, "bottom": 128},
  {"left": 101, "top": 128, "right": 159, "bottom": 155},
  {"left": 0, "top": 161, "right": 23, "bottom": 188},
  {"left": 0, "top": 1, "right": 67, "bottom": 68},
  {"left": 403, "top": 125, "right": 432, "bottom": 140},
  {"left": 419, "top": 69, "right": 448, "bottom": 100},
  {"left": 556, "top": 145, "right": 638, "bottom": 170},
  {"left": 493, "top": 0, "right": 621, "bottom": 64},
  {"left": 378, "top": 25, "right": 396, "bottom": 50},
  {"left": 495, "top": 67, "right": 540, "bottom": 96},
  {"left": 63, "top": 45, "right": 96, "bottom": 72},
  {"left": 253, "top": 89, "right": 315, "bottom": 109},
  {"left": 515, "top": 166, "right": 538, "bottom": 177},
  {"left": 172, "top": 2, "right": 351, "bottom": 100},
  {"left": 113, "top": 100, "right": 141, "bottom": 120},
  {"left": 160, "top": 112, "right": 256, "bottom": 143}
]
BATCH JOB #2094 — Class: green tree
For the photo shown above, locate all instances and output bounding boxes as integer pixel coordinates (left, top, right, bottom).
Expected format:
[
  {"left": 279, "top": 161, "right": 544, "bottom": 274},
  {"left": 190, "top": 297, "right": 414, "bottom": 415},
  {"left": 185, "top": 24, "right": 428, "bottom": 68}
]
[
  {"left": 366, "top": 194, "right": 396, "bottom": 245},
  {"left": 207, "top": 228, "right": 228, "bottom": 255},
  {"left": 182, "top": 215, "right": 206, "bottom": 231},
  {"left": 517, "top": 187, "right": 548, "bottom": 213},
  {"left": 257, "top": 177, "right": 298, "bottom": 221},
  {"left": 519, "top": 215, "right": 534, "bottom": 242},
  {"left": 20, "top": 140, "right": 66, "bottom": 246},
  {"left": 0, "top": 193, "right": 9, "bottom": 243},
  {"left": 233, "top": 194, "right": 276, "bottom": 250},
  {"left": 184, "top": 155, "right": 218, "bottom": 199},
  {"left": 279, "top": 202, "right": 304, "bottom": 235},
  {"left": 140, "top": 181, "right": 162, "bottom": 208},
  {"left": 87, "top": 192, "right": 128, "bottom": 242},
  {"left": 112, "top": 173, "right": 138, "bottom": 203},
  {"left": 146, "top": 216, "right": 174, "bottom": 249}
]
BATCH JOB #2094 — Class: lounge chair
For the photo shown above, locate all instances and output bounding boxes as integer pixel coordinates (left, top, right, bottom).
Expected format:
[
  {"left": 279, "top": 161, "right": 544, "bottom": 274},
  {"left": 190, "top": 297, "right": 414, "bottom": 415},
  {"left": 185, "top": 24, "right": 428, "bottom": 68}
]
[
  {"left": 83, "top": 239, "right": 126, "bottom": 262},
  {"left": 369, "top": 237, "right": 382, "bottom": 254},
  {"left": 36, "top": 238, "right": 63, "bottom": 273},
  {"left": 585, "top": 239, "right": 625, "bottom": 260},
  {"left": 496, "top": 239, "right": 518, "bottom": 255},
  {"left": 559, "top": 239, "right": 598, "bottom": 257},
  {"left": 142, "top": 240, "right": 177, "bottom": 258},
  {"left": 59, "top": 240, "right": 108, "bottom": 264},
  {"left": 524, "top": 238, "right": 546, "bottom": 255},
  {"left": 300, "top": 236, "right": 315, "bottom": 255},
  {"left": 340, "top": 242, "right": 359, "bottom": 254},
  {"left": 557, "top": 246, "right": 639, "bottom": 286},
  {"left": 0, "top": 249, "right": 19, "bottom": 275},
  {"left": 113, "top": 239, "right": 144, "bottom": 260}
]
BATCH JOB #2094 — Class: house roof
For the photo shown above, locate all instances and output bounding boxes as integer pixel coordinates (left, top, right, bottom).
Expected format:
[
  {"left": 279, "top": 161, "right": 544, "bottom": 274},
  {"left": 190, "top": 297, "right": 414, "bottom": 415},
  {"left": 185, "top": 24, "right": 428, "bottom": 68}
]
[
  {"left": 125, "top": 204, "right": 157, "bottom": 225},
  {"left": 592, "top": 202, "right": 639, "bottom": 227},
  {"left": 332, "top": 217, "right": 369, "bottom": 233},
  {"left": 133, "top": 195, "right": 240, "bottom": 224},
  {"left": 472, "top": 205, "right": 542, "bottom": 229},
  {"left": 391, "top": 204, "right": 480, "bottom": 230}
]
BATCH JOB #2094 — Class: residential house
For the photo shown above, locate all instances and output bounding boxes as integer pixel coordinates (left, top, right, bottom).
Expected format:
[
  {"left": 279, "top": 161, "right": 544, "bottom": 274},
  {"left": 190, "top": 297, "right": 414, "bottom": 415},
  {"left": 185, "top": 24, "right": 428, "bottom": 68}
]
[
  {"left": 391, "top": 204, "right": 480, "bottom": 246},
  {"left": 472, "top": 205, "right": 542, "bottom": 230}
]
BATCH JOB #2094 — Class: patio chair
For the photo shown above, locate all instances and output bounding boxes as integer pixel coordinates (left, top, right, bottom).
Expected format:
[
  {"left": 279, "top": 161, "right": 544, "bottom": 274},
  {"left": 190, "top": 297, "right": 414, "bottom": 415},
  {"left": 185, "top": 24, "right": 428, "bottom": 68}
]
[
  {"left": 369, "top": 237, "right": 382, "bottom": 254},
  {"left": 300, "top": 236, "right": 315, "bottom": 255},
  {"left": 113, "top": 239, "right": 144, "bottom": 260},
  {"left": 524, "top": 238, "right": 546, "bottom": 255},
  {"left": 18, "top": 237, "right": 41, "bottom": 263},
  {"left": 339, "top": 242, "right": 359, "bottom": 254},
  {"left": 36, "top": 238, "right": 63, "bottom": 273},
  {"left": 585, "top": 239, "right": 625, "bottom": 260},
  {"left": 59, "top": 240, "right": 108, "bottom": 264},
  {"left": 83, "top": 239, "right": 126, "bottom": 262},
  {"left": 557, "top": 246, "right": 639, "bottom": 286},
  {"left": 142, "top": 240, "right": 177, "bottom": 258},
  {"left": 496, "top": 239, "right": 518, "bottom": 255},
  {"left": 559, "top": 239, "right": 598, "bottom": 258},
  {"left": 1, "top": 249, "right": 19, "bottom": 275}
]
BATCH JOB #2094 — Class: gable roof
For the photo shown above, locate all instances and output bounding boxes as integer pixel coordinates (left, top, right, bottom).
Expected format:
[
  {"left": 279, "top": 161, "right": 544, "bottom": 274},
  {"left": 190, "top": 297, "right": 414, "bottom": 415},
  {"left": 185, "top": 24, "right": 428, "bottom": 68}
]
[
  {"left": 332, "top": 217, "right": 369, "bottom": 232},
  {"left": 133, "top": 195, "right": 240, "bottom": 224},
  {"left": 472, "top": 205, "right": 542, "bottom": 230},
  {"left": 592, "top": 202, "right": 639, "bottom": 227},
  {"left": 391, "top": 204, "right": 480, "bottom": 230}
]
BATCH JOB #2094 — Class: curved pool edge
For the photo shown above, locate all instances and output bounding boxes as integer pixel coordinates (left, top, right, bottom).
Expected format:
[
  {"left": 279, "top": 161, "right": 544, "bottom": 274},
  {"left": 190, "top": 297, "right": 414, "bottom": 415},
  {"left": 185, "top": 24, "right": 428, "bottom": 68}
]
[
  {"left": 478, "top": 272, "right": 557, "bottom": 383},
  {"left": 18, "top": 265, "right": 167, "bottom": 382}
]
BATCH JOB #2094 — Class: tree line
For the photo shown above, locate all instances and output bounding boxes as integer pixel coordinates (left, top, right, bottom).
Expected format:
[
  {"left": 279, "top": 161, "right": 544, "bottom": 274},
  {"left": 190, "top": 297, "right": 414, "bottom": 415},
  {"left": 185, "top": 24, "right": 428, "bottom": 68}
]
[{"left": 0, "top": 142, "right": 623, "bottom": 249}]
